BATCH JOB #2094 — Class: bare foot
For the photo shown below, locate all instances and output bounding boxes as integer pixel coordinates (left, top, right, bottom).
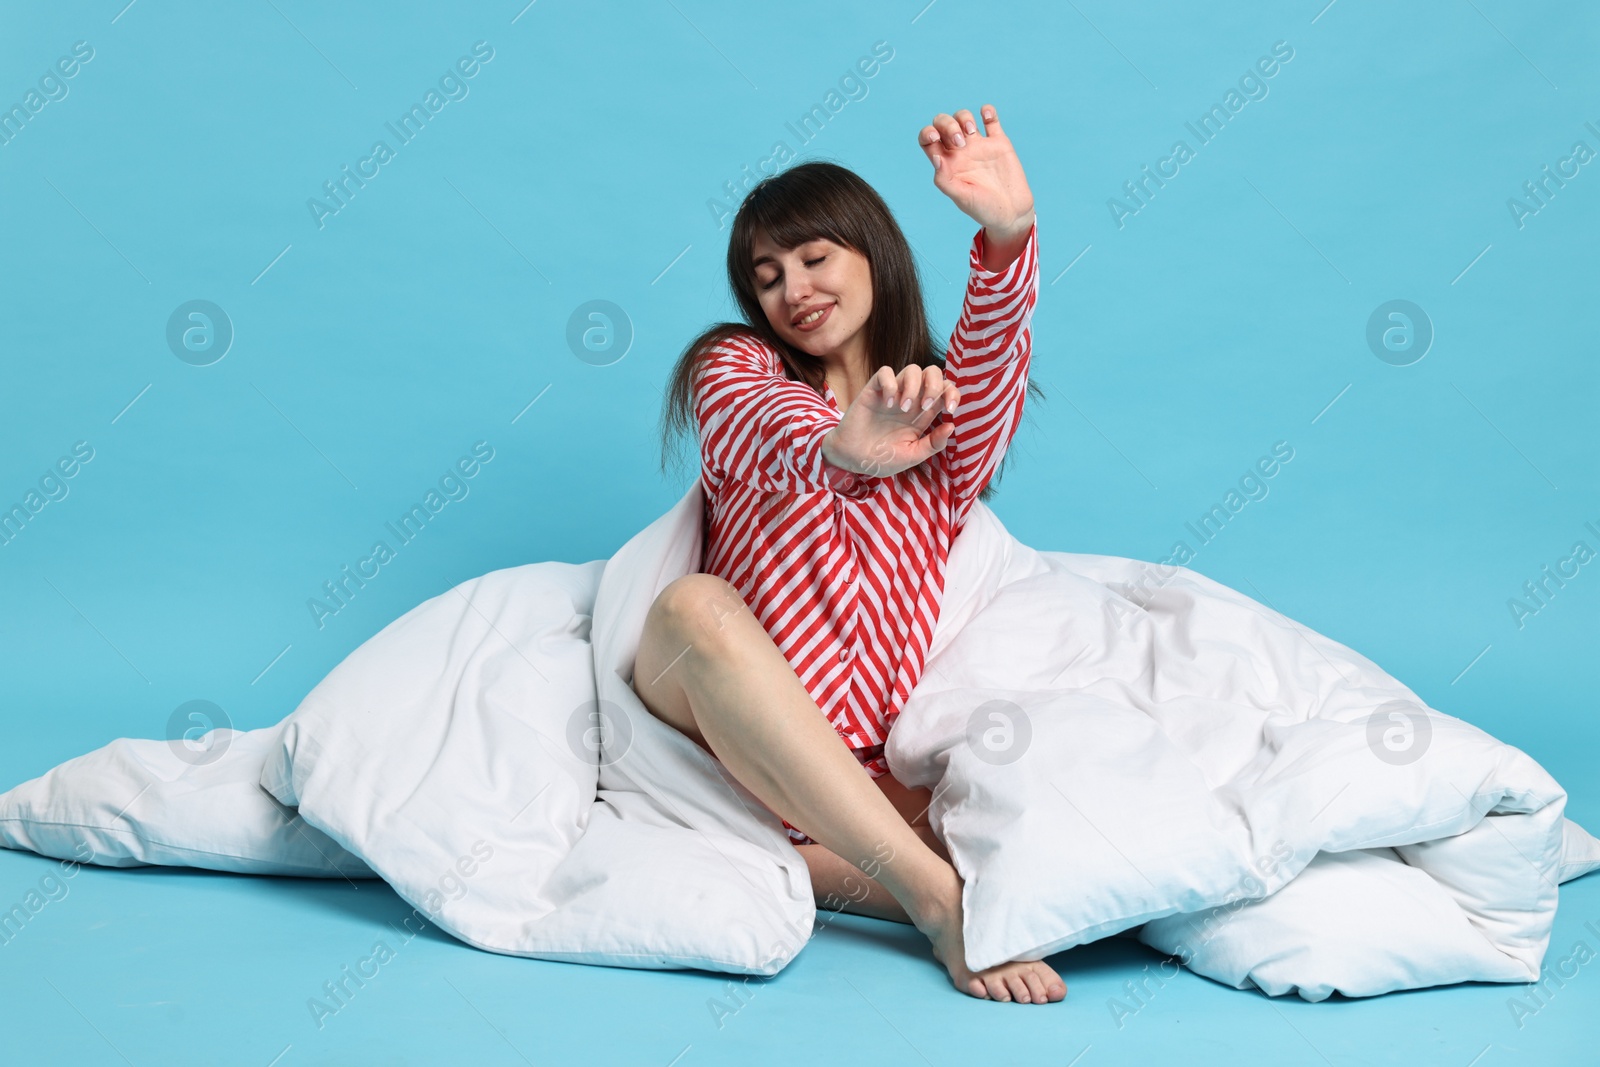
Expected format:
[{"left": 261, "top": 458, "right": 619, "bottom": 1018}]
[{"left": 915, "top": 876, "right": 1067, "bottom": 1003}]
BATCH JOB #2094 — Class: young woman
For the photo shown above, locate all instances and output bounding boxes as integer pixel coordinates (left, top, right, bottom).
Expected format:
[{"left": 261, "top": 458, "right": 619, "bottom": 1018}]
[{"left": 635, "top": 105, "right": 1065, "bottom": 1005}]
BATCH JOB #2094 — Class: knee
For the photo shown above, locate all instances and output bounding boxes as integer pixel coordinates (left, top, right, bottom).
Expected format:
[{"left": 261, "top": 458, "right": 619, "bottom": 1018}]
[{"left": 650, "top": 573, "right": 748, "bottom": 652}]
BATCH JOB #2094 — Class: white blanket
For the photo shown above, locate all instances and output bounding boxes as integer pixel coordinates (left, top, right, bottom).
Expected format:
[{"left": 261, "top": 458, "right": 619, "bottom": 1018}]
[{"left": 3, "top": 483, "right": 1596, "bottom": 1000}]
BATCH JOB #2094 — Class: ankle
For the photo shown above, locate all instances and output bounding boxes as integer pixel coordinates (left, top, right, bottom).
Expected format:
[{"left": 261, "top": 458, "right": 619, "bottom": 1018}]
[{"left": 900, "top": 861, "right": 963, "bottom": 931}]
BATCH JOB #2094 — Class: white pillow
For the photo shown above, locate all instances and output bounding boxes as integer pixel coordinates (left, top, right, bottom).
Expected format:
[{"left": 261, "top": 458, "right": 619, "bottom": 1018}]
[
  {"left": 0, "top": 726, "right": 373, "bottom": 877},
  {"left": 1138, "top": 848, "right": 1535, "bottom": 1000}
]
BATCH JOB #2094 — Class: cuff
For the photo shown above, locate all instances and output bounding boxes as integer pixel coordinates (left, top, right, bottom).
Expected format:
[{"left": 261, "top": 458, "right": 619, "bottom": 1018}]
[
  {"left": 969, "top": 217, "right": 1039, "bottom": 293},
  {"left": 793, "top": 416, "right": 876, "bottom": 497}
]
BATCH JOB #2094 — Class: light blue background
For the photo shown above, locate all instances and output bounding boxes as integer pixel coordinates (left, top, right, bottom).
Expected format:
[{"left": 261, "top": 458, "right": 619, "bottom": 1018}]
[{"left": 1, "top": 1, "right": 1595, "bottom": 1063}]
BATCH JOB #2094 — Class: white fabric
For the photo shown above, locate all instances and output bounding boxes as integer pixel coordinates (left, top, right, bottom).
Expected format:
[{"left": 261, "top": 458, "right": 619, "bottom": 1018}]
[
  {"left": 0, "top": 727, "right": 373, "bottom": 879},
  {"left": 2, "top": 482, "right": 1596, "bottom": 997}
]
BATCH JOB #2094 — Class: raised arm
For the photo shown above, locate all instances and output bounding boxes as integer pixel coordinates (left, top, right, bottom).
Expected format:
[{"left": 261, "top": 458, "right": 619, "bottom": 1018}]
[
  {"left": 694, "top": 333, "right": 869, "bottom": 496},
  {"left": 941, "top": 217, "right": 1039, "bottom": 519},
  {"left": 916, "top": 101, "right": 1038, "bottom": 527}
]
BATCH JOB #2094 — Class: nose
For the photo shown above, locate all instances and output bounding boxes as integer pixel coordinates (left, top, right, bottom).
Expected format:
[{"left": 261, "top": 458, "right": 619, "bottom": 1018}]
[{"left": 785, "top": 275, "right": 813, "bottom": 312}]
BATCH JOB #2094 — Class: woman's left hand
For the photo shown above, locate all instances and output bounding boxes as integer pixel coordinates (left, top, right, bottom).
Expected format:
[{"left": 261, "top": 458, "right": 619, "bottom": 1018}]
[{"left": 919, "top": 104, "right": 1036, "bottom": 237}]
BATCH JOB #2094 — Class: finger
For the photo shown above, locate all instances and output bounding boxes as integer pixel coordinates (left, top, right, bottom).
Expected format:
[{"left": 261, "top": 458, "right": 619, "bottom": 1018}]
[
  {"left": 917, "top": 365, "right": 944, "bottom": 411},
  {"left": 944, "top": 382, "right": 960, "bottom": 415},
  {"left": 931, "top": 112, "right": 966, "bottom": 149},
  {"left": 874, "top": 365, "right": 898, "bottom": 409},
  {"left": 924, "top": 420, "right": 954, "bottom": 455},
  {"left": 953, "top": 108, "right": 978, "bottom": 137},
  {"left": 917, "top": 124, "right": 948, "bottom": 172},
  {"left": 907, "top": 369, "right": 945, "bottom": 430},
  {"left": 896, "top": 364, "right": 924, "bottom": 412},
  {"left": 978, "top": 103, "right": 1005, "bottom": 139}
]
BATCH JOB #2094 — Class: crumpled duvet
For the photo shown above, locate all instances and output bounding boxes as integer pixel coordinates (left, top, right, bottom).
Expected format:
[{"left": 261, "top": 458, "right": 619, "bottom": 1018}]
[{"left": 2, "top": 481, "right": 1595, "bottom": 1000}]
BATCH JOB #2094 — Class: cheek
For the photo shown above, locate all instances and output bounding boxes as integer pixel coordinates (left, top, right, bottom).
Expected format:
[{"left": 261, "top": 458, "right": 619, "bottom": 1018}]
[
  {"left": 839, "top": 262, "right": 872, "bottom": 312},
  {"left": 759, "top": 290, "right": 786, "bottom": 325},
  {"left": 840, "top": 273, "right": 871, "bottom": 320}
]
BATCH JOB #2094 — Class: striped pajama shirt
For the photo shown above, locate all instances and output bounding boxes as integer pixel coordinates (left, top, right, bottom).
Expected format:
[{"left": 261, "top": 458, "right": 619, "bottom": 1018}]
[{"left": 692, "top": 219, "right": 1040, "bottom": 845}]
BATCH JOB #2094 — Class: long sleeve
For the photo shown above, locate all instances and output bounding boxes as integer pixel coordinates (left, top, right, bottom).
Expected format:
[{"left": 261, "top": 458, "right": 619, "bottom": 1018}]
[
  {"left": 694, "top": 333, "right": 870, "bottom": 496},
  {"left": 941, "top": 218, "right": 1040, "bottom": 528}
]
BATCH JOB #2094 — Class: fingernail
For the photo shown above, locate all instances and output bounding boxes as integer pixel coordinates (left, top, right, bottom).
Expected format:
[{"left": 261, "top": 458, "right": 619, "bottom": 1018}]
[
  {"left": 953, "top": 133, "right": 965, "bottom": 147},
  {"left": 901, "top": 397, "right": 912, "bottom": 411},
  {"left": 965, "top": 121, "right": 976, "bottom": 134},
  {"left": 922, "top": 397, "right": 932, "bottom": 410}
]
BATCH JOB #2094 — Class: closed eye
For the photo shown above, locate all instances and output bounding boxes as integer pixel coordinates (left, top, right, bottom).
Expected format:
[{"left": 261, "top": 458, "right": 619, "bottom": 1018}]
[{"left": 759, "top": 255, "right": 827, "bottom": 291}]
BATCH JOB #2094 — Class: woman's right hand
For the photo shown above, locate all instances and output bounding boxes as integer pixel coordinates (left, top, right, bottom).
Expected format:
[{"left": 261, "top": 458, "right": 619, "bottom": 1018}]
[{"left": 822, "top": 364, "right": 961, "bottom": 479}]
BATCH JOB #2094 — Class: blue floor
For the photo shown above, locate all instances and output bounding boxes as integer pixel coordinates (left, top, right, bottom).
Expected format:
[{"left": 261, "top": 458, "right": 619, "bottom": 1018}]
[
  {"left": 3, "top": 0, "right": 1597, "bottom": 1062},
  {"left": 2, "top": 833, "right": 1597, "bottom": 1065}
]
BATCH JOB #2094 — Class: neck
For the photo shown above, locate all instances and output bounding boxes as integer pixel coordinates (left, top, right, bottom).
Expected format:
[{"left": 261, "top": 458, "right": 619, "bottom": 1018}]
[{"left": 822, "top": 334, "right": 872, "bottom": 405}]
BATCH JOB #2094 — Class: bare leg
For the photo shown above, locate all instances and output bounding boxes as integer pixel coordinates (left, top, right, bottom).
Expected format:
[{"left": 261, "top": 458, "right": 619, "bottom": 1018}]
[
  {"left": 631, "top": 573, "right": 1066, "bottom": 1004},
  {"left": 803, "top": 773, "right": 951, "bottom": 924},
  {"left": 798, "top": 823, "right": 948, "bottom": 924}
]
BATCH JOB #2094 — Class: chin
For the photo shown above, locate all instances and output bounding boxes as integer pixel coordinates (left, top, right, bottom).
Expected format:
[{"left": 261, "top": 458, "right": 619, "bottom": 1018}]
[
  {"left": 781, "top": 330, "right": 826, "bottom": 356},
  {"left": 797, "top": 334, "right": 831, "bottom": 356}
]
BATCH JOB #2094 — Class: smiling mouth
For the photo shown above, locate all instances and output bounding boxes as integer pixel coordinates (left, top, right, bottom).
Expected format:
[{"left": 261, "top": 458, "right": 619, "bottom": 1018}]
[{"left": 793, "top": 304, "right": 833, "bottom": 332}]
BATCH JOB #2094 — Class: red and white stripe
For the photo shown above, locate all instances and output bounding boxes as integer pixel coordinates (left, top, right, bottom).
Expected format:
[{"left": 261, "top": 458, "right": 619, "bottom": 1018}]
[{"left": 693, "top": 220, "right": 1039, "bottom": 843}]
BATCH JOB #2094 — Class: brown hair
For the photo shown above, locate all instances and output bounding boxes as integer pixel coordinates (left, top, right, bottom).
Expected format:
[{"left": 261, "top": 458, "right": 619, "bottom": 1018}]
[{"left": 658, "top": 159, "right": 1042, "bottom": 503}]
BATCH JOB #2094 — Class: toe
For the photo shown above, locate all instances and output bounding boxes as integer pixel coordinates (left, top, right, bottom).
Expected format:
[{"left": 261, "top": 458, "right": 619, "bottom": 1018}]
[
  {"left": 1033, "top": 960, "right": 1068, "bottom": 1001},
  {"left": 985, "top": 975, "right": 1011, "bottom": 1002},
  {"left": 967, "top": 976, "right": 989, "bottom": 999},
  {"left": 1021, "top": 969, "right": 1049, "bottom": 1004},
  {"left": 1006, "top": 973, "right": 1031, "bottom": 1003}
]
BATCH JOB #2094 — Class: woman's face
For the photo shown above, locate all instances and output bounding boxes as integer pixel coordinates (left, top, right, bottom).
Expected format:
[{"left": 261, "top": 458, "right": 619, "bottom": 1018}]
[{"left": 749, "top": 229, "right": 873, "bottom": 363}]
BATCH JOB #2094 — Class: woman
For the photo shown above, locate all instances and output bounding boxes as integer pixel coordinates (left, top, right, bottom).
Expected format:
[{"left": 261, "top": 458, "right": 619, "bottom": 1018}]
[{"left": 635, "top": 105, "right": 1065, "bottom": 1005}]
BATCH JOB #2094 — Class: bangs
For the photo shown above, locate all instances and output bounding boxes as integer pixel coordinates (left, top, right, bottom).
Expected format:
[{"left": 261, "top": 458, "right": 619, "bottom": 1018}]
[{"left": 740, "top": 186, "right": 861, "bottom": 275}]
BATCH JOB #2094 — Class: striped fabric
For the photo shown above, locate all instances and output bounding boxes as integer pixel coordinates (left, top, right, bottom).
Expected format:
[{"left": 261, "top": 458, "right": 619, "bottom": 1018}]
[{"left": 693, "top": 219, "right": 1039, "bottom": 845}]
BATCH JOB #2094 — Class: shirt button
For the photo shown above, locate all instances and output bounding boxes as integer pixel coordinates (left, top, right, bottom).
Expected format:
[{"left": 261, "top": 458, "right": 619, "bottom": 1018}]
[{"left": 839, "top": 646, "right": 852, "bottom": 662}]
